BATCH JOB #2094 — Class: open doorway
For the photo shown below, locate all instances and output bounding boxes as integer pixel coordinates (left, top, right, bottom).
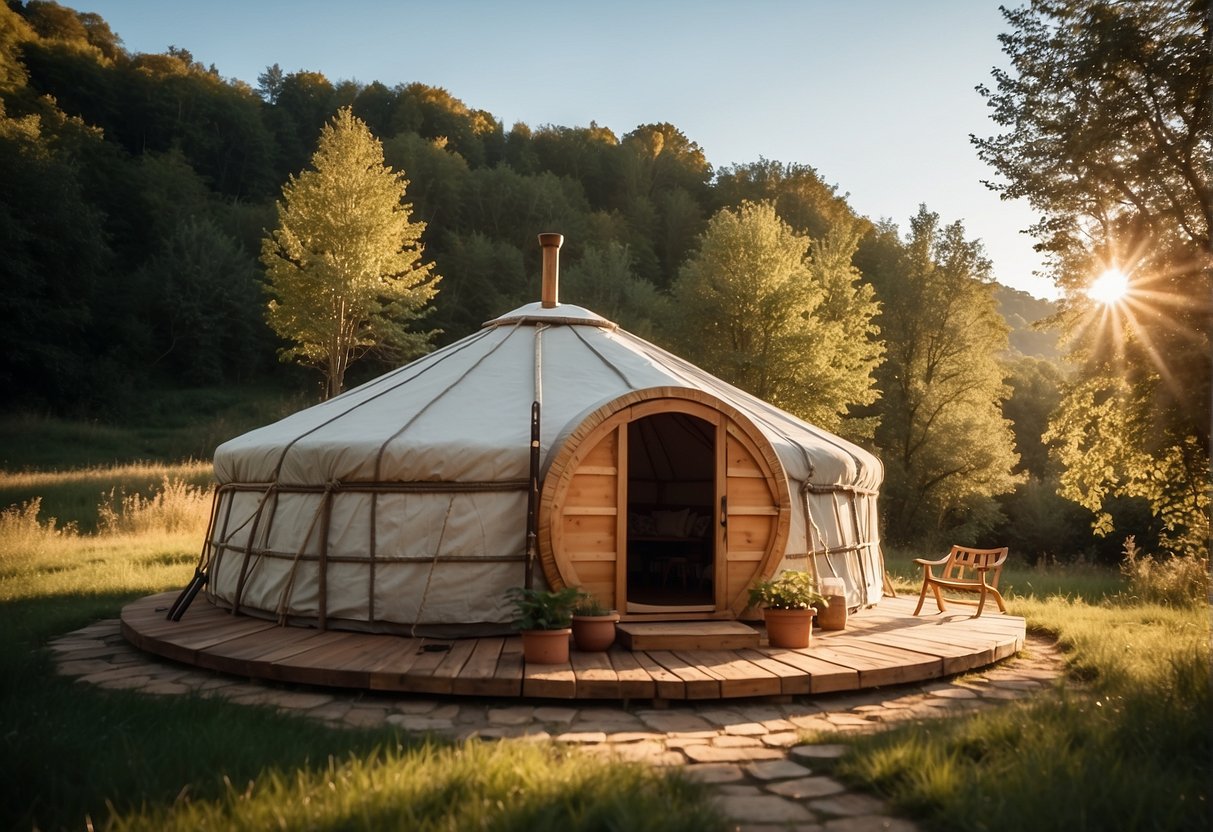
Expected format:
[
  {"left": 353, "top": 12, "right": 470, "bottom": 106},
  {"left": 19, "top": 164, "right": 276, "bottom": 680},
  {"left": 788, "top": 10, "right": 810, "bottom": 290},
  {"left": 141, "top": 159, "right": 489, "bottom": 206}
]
[{"left": 625, "top": 412, "right": 715, "bottom": 612}]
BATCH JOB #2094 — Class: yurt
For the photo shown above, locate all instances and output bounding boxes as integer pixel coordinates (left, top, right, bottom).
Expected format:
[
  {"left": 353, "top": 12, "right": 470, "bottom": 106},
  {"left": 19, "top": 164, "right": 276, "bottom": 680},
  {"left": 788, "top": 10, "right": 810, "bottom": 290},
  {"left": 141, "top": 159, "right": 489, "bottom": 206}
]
[{"left": 202, "top": 234, "right": 885, "bottom": 637}]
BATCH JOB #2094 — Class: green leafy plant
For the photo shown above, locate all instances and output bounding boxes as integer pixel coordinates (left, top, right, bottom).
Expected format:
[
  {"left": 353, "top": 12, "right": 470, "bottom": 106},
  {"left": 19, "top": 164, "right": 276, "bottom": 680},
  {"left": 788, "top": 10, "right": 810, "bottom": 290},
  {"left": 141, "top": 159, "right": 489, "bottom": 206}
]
[
  {"left": 572, "top": 593, "right": 610, "bottom": 617},
  {"left": 748, "top": 571, "right": 826, "bottom": 611},
  {"left": 506, "top": 586, "right": 582, "bottom": 630}
]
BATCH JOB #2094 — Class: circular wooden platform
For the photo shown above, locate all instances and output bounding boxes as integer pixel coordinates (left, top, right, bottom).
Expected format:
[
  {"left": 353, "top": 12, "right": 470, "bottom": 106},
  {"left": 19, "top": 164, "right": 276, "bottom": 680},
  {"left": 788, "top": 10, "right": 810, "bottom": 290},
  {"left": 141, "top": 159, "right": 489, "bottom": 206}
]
[{"left": 121, "top": 592, "right": 1026, "bottom": 701}]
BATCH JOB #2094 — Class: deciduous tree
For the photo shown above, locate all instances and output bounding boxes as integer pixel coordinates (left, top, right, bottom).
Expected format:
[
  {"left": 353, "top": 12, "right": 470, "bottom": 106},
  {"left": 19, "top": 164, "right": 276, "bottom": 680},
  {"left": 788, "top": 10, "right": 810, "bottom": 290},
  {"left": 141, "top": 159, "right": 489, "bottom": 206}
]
[
  {"left": 670, "top": 201, "right": 881, "bottom": 437},
  {"left": 262, "top": 107, "right": 439, "bottom": 398},
  {"left": 860, "top": 208, "right": 1021, "bottom": 544},
  {"left": 973, "top": 0, "right": 1211, "bottom": 555}
]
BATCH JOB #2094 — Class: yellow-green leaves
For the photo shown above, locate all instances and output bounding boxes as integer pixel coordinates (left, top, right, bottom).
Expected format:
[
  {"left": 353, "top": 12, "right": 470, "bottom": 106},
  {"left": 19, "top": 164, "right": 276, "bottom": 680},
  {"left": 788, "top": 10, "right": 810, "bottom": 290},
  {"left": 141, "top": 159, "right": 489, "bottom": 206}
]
[{"left": 262, "top": 107, "right": 439, "bottom": 398}]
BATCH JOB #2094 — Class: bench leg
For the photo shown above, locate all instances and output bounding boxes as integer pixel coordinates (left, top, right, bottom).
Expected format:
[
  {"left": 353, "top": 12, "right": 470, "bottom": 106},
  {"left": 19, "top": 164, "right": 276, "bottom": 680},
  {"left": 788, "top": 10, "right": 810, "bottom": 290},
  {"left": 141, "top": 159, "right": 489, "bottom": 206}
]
[
  {"left": 974, "top": 588, "right": 987, "bottom": 618},
  {"left": 913, "top": 579, "right": 930, "bottom": 615},
  {"left": 988, "top": 586, "right": 1007, "bottom": 613}
]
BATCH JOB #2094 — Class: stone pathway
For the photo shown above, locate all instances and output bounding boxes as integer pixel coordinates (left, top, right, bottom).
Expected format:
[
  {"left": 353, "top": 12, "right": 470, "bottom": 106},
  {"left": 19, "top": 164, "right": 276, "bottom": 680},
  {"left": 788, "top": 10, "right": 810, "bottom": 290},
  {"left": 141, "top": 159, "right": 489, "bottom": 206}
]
[{"left": 51, "top": 622, "right": 1066, "bottom": 832}]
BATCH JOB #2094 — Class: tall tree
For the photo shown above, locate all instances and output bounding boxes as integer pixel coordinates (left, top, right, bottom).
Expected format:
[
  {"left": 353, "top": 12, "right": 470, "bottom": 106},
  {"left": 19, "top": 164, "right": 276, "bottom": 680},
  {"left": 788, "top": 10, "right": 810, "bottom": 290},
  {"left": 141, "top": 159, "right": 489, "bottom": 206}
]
[
  {"left": 861, "top": 208, "right": 1021, "bottom": 544},
  {"left": 973, "top": 0, "right": 1211, "bottom": 556},
  {"left": 262, "top": 107, "right": 439, "bottom": 398},
  {"left": 670, "top": 201, "right": 882, "bottom": 436}
]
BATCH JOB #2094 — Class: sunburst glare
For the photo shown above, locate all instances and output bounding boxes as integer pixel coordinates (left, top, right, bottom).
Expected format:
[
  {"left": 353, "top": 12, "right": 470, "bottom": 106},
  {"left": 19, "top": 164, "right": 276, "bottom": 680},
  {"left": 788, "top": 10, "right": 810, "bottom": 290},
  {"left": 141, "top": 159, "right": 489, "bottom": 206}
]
[{"left": 1087, "top": 268, "right": 1129, "bottom": 305}]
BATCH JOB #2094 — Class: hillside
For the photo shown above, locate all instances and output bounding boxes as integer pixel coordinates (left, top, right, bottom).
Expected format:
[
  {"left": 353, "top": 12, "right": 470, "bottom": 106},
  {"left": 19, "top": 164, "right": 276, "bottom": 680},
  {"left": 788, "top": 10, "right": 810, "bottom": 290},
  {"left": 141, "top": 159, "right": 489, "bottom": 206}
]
[{"left": 994, "top": 283, "right": 1061, "bottom": 360}]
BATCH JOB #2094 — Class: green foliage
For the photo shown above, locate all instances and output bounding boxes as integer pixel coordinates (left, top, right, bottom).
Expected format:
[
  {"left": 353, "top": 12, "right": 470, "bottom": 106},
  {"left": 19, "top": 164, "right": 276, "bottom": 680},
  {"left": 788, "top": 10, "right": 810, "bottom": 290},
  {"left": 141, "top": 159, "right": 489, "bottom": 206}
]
[
  {"left": 507, "top": 586, "right": 582, "bottom": 630},
  {"left": 860, "top": 209, "right": 1022, "bottom": 545},
  {"left": 975, "top": 0, "right": 1212, "bottom": 562},
  {"left": 262, "top": 107, "right": 440, "bottom": 398},
  {"left": 832, "top": 568, "right": 1211, "bottom": 832},
  {"left": 1044, "top": 375, "right": 1210, "bottom": 557},
  {"left": 1119, "top": 535, "right": 1209, "bottom": 608},
  {"left": 747, "top": 570, "right": 825, "bottom": 611},
  {"left": 572, "top": 593, "right": 610, "bottom": 617},
  {"left": 560, "top": 242, "right": 669, "bottom": 337},
  {"left": 0, "top": 465, "right": 723, "bottom": 832},
  {"left": 671, "top": 201, "right": 882, "bottom": 436}
]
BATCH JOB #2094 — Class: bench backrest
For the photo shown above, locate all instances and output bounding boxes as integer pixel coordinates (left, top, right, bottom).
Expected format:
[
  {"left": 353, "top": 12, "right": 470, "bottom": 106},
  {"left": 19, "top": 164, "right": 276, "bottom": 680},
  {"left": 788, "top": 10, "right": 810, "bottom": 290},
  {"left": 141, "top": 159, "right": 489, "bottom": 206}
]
[{"left": 942, "top": 546, "right": 1008, "bottom": 587}]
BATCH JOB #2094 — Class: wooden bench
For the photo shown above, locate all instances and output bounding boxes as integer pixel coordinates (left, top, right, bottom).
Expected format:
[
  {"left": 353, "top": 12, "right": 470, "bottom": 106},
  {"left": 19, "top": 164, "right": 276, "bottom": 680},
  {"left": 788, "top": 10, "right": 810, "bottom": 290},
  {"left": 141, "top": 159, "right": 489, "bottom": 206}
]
[{"left": 913, "top": 545, "right": 1009, "bottom": 618}]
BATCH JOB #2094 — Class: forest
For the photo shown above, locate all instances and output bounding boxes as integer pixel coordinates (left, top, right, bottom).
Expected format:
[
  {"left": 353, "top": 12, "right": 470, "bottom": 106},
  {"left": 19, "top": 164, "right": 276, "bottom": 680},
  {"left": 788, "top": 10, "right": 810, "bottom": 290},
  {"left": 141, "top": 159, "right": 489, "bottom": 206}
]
[{"left": 1, "top": 0, "right": 1207, "bottom": 564}]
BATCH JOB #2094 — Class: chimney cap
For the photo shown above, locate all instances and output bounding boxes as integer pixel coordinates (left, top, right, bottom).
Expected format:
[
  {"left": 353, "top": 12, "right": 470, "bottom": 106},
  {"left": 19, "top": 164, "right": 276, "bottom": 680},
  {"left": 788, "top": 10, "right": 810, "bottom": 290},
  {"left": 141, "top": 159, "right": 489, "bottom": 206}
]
[{"left": 539, "top": 232, "right": 562, "bottom": 308}]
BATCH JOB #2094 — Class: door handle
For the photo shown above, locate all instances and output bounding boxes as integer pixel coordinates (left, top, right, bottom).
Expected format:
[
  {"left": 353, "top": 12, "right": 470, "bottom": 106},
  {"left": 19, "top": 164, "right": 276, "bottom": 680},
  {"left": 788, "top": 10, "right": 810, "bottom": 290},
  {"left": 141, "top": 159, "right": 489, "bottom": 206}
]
[{"left": 720, "top": 495, "right": 727, "bottom": 527}]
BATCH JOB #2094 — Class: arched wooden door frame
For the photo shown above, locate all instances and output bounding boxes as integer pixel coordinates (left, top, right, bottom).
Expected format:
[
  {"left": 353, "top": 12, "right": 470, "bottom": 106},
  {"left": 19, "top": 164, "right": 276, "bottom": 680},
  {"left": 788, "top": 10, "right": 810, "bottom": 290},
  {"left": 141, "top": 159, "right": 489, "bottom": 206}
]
[{"left": 538, "top": 387, "right": 792, "bottom": 618}]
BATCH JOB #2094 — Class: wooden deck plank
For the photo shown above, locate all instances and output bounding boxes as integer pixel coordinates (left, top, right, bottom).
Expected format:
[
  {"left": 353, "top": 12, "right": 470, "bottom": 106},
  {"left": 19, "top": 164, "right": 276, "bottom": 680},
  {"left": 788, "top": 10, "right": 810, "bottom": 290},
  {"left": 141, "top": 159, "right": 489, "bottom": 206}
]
[
  {"left": 750, "top": 647, "right": 860, "bottom": 693},
  {"left": 571, "top": 650, "right": 621, "bottom": 698},
  {"left": 629, "top": 651, "right": 687, "bottom": 699},
  {"left": 451, "top": 638, "right": 519, "bottom": 697},
  {"left": 672, "top": 650, "right": 781, "bottom": 698},
  {"left": 272, "top": 633, "right": 376, "bottom": 687},
  {"left": 522, "top": 658, "right": 577, "bottom": 699},
  {"left": 733, "top": 649, "right": 812, "bottom": 696},
  {"left": 644, "top": 651, "right": 720, "bottom": 699},
  {"left": 368, "top": 640, "right": 434, "bottom": 690},
  {"left": 494, "top": 637, "right": 525, "bottom": 696},
  {"left": 605, "top": 648, "right": 656, "bottom": 700},
  {"left": 816, "top": 641, "right": 942, "bottom": 687},
  {"left": 399, "top": 640, "right": 478, "bottom": 694},
  {"left": 120, "top": 595, "right": 1025, "bottom": 701}
]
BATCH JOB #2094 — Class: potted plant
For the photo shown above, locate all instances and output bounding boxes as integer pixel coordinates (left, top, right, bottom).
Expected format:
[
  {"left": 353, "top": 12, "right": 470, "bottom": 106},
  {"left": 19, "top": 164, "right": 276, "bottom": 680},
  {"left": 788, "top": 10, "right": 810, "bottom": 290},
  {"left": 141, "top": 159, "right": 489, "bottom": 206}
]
[
  {"left": 507, "top": 586, "right": 580, "bottom": 664},
  {"left": 748, "top": 570, "right": 827, "bottom": 649},
  {"left": 815, "top": 577, "right": 848, "bottom": 630},
  {"left": 570, "top": 593, "right": 619, "bottom": 652}
]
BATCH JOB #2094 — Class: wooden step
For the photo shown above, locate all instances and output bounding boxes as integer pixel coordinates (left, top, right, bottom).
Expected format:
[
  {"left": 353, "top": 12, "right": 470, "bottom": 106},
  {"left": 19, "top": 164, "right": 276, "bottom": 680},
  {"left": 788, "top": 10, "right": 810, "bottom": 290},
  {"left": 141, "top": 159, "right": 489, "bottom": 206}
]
[{"left": 616, "top": 620, "right": 760, "bottom": 651}]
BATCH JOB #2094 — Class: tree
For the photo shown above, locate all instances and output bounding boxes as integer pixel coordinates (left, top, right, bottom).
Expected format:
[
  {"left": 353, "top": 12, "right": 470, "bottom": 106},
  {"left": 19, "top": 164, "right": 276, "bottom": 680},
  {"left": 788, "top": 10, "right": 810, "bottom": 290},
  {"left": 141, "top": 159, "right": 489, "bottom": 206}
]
[
  {"left": 859, "top": 208, "right": 1022, "bottom": 544},
  {"left": 670, "top": 201, "right": 882, "bottom": 436},
  {"left": 262, "top": 107, "right": 439, "bottom": 398},
  {"left": 256, "top": 63, "right": 284, "bottom": 103},
  {"left": 973, "top": 0, "right": 1211, "bottom": 556}
]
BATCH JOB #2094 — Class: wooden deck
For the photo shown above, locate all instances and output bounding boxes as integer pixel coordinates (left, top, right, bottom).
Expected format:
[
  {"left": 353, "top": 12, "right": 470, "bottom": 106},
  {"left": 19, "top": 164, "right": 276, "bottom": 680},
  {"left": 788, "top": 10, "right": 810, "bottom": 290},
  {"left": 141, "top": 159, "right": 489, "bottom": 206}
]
[{"left": 121, "top": 592, "right": 1026, "bottom": 701}]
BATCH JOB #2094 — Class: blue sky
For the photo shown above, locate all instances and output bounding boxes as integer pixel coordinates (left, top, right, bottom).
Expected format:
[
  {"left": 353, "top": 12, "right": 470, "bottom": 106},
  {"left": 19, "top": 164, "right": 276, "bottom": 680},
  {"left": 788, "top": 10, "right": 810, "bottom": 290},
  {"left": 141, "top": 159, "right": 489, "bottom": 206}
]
[{"left": 79, "top": 0, "right": 1057, "bottom": 299}]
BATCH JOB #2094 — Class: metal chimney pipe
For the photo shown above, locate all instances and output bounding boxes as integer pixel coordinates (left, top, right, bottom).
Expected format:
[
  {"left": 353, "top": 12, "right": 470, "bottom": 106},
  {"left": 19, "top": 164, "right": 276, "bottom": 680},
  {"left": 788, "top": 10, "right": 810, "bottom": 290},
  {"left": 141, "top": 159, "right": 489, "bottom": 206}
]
[{"left": 538, "top": 233, "right": 563, "bottom": 308}]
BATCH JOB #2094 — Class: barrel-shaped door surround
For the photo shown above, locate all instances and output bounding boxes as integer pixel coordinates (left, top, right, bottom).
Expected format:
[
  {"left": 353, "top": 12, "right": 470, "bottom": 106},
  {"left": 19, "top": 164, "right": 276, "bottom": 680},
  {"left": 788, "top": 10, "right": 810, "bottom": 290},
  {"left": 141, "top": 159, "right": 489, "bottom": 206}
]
[{"left": 538, "top": 387, "right": 791, "bottom": 617}]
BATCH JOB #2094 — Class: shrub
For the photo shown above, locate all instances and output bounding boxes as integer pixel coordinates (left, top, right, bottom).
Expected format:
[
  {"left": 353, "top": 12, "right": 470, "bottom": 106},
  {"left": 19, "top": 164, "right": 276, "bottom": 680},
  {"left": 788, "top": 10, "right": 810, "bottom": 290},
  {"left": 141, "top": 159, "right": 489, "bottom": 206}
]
[
  {"left": 96, "top": 477, "right": 212, "bottom": 537},
  {"left": 1119, "top": 535, "right": 1209, "bottom": 608},
  {"left": 0, "top": 498, "right": 77, "bottom": 559}
]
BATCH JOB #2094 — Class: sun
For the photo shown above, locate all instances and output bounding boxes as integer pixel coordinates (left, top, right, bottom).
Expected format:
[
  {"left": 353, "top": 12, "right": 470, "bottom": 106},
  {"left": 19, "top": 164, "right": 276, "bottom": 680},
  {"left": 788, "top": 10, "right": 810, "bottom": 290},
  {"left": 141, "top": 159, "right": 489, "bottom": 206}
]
[{"left": 1087, "top": 268, "right": 1130, "bottom": 305}]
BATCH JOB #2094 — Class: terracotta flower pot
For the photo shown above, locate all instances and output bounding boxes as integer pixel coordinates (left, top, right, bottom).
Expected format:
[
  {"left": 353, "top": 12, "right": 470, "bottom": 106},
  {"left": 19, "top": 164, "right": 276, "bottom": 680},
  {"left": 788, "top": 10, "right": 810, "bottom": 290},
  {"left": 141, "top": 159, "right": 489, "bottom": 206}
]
[
  {"left": 571, "top": 612, "right": 619, "bottom": 651},
  {"left": 520, "top": 628, "right": 572, "bottom": 664},
  {"left": 764, "top": 608, "right": 816, "bottom": 649},
  {"left": 815, "top": 595, "right": 848, "bottom": 630}
]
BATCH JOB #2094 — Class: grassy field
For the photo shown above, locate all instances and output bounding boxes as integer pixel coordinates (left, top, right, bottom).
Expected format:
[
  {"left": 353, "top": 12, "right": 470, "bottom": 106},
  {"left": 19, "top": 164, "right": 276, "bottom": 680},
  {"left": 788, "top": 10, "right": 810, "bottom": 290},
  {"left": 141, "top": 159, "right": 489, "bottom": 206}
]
[
  {"left": 833, "top": 547, "right": 1211, "bottom": 831},
  {"left": 2, "top": 414, "right": 1208, "bottom": 831},
  {"left": 0, "top": 467, "right": 724, "bottom": 832}
]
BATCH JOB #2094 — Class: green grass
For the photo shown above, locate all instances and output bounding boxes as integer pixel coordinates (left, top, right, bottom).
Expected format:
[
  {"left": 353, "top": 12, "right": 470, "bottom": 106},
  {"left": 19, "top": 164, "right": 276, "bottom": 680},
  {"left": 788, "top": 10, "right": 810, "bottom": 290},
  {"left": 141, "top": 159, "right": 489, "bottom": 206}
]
[
  {"left": 0, "top": 466, "right": 725, "bottom": 832},
  {"left": 829, "top": 549, "right": 1211, "bottom": 831},
  {"left": 883, "top": 544, "right": 1126, "bottom": 602},
  {"left": 0, "top": 385, "right": 306, "bottom": 471}
]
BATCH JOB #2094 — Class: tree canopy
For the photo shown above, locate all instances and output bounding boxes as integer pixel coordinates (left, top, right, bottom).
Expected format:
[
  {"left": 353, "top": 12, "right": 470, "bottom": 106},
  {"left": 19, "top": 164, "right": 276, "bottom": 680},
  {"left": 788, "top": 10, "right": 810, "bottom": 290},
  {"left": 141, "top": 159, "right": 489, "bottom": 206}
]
[
  {"left": 671, "top": 201, "right": 882, "bottom": 437},
  {"left": 262, "top": 107, "right": 439, "bottom": 398},
  {"left": 860, "top": 208, "right": 1021, "bottom": 544},
  {"left": 974, "top": 0, "right": 1211, "bottom": 556}
]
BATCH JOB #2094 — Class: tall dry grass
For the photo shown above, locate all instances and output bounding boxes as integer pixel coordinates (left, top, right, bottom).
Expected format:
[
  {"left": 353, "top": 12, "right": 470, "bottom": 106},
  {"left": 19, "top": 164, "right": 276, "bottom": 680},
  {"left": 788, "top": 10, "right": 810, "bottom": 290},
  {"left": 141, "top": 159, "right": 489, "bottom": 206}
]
[
  {"left": 1119, "top": 535, "right": 1210, "bottom": 608},
  {"left": 0, "top": 472, "right": 212, "bottom": 600}
]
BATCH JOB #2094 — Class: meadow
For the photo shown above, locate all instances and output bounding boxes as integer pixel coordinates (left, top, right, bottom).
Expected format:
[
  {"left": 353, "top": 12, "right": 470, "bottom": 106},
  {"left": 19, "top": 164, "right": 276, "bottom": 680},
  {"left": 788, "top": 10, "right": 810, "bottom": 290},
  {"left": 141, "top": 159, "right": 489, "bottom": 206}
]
[{"left": 1, "top": 417, "right": 1208, "bottom": 831}]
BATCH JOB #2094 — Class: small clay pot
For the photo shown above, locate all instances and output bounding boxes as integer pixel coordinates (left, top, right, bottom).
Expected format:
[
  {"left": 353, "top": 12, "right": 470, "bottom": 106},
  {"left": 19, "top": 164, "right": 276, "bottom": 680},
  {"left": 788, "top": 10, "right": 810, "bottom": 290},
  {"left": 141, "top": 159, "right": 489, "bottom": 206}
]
[
  {"left": 571, "top": 612, "right": 619, "bottom": 651},
  {"left": 763, "top": 608, "right": 816, "bottom": 649},
  {"left": 520, "top": 628, "right": 572, "bottom": 664}
]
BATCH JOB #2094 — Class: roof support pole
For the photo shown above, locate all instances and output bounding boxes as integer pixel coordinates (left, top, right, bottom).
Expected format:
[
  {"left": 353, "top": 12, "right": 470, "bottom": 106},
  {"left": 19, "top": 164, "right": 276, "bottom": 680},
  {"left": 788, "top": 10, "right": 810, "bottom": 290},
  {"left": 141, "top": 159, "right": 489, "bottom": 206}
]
[{"left": 525, "top": 400, "right": 541, "bottom": 589}]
